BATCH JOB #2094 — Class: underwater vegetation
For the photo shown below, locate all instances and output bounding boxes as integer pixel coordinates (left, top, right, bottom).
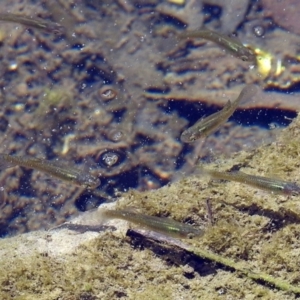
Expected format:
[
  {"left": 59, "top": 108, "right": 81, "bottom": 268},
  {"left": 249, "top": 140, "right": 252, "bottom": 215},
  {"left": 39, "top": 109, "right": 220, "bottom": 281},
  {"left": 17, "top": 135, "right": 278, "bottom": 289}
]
[{"left": 1, "top": 0, "right": 300, "bottom": 299}]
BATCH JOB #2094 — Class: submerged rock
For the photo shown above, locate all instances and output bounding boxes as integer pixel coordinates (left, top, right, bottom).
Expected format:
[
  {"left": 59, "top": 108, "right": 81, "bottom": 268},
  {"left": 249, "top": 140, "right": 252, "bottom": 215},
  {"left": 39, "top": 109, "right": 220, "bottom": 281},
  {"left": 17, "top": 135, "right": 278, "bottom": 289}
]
[{"left": 2, "top": 113, "right": 300, "bottom": 299}]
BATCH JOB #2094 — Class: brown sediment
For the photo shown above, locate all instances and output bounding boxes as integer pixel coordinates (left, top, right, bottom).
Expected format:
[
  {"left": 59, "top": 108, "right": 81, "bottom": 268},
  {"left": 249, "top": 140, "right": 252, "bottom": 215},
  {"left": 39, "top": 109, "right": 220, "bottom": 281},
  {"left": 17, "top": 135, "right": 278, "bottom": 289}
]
[
  {"left": 0, "top": 0, "right": 297, "bottom": 237},
  {"left": 262, "top": 0, "right": 300, "bottom": 35}
]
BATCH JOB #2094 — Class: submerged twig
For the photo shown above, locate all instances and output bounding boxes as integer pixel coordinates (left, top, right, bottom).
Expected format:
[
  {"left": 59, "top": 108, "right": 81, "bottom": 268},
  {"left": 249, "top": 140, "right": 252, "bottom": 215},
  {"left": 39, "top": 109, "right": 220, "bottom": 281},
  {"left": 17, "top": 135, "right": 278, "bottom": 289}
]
[
  {"left": 129, "top": 226, "right": 300, "bottom": 295},
  {"left": 192, "top": 247, "right": 300, "bottom": 295}
]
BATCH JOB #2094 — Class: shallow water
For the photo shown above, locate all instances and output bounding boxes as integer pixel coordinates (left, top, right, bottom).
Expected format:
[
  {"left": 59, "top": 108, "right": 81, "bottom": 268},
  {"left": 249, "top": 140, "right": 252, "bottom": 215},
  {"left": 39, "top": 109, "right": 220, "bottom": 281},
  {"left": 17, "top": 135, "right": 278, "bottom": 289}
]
[{"left": 0, "top": 0, "right": 298, "bottom": 236}]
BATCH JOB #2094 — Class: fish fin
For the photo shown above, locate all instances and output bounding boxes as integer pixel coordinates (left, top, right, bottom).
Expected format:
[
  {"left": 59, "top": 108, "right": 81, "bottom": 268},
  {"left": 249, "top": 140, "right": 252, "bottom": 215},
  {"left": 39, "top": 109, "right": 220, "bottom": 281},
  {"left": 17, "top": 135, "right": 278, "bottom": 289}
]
[
  {"left": 120, "top": 206, "right": 141, "bottom": 213},
  {"left": 222, "top": 100, "right": 234, "bottom": 111},
  {"left": 224, "top": 100, "right": 232, "bottom": 109},
  {"left": 264, "top": 172, "right": 284, "bottom": 181},
  {"left": 239, "top": 84, "right": 259, "bottom": 106},
  {"left": 194, "top": 164, "right": 212, "bottom": 177}
]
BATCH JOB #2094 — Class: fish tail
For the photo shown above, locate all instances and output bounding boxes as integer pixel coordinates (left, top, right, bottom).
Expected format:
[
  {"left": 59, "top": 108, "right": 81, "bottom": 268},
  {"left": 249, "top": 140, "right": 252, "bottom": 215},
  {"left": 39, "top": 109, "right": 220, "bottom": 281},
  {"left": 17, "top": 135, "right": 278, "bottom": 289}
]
[{"left": 238, "top": 84, "right": 259, "bottom": 106}]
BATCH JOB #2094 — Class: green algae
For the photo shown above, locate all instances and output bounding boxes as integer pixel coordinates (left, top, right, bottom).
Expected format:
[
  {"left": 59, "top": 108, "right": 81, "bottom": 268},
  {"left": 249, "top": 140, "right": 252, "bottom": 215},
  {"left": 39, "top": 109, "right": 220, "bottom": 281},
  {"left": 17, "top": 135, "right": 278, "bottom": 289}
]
[
  {"left": 36, "top": 88, "right": 72, "bottom": 115},
  {"left": 33, "top": 87, "right": 74, "bottom": 131}
]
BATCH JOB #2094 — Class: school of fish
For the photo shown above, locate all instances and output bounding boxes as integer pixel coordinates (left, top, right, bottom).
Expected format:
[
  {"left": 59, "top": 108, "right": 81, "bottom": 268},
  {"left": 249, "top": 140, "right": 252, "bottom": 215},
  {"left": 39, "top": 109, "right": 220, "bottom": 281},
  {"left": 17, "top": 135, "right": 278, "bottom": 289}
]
[{"left": 0, "top": 14, "right": 298, "bottom": 240}]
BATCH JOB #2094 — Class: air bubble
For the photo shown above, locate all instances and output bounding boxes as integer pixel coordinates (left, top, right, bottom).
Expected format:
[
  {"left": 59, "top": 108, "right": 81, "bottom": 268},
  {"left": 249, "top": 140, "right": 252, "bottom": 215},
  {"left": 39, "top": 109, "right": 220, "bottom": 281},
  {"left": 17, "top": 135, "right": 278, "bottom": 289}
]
[
  {"left": 99, "top": 85, "right": 117, "bottom": 101},
  {"left": 97, "top": 149, "right": 126, "bottom": 168},
  {"left": 253, "top": 25, "right": 265, "bottom": 37},
  {"left": 106, "top": 128, "right": 123, "bottom": 142},
  {"left": 102, "top": 152, "right": 119, "bottom": 167},
  {"left": 111, "top": 131, "right": 122, "bottom": 142}
]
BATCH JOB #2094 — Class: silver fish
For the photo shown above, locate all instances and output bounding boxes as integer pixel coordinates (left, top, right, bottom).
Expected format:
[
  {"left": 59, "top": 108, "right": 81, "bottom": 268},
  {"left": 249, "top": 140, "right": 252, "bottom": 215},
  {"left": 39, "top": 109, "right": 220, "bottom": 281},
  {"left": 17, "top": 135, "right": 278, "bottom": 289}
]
[
  {"left": 0, "top": 13, "right": 64, "bottom": 35},
  {"left": 181, "top": 85, "right": 257, "bottom": 143},
  {"left": 178, "top": 28, "right": 256, "bottom": 63},
  {"left": 0, "top": 154, "right": 99, "bottom": 189}
]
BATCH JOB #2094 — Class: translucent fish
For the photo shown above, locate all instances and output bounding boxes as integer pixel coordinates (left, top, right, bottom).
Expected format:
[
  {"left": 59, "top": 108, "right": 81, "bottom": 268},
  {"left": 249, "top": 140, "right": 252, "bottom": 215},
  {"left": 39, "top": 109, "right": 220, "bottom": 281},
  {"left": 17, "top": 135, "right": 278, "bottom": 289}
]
[
  {"left": 101, "top": 208, "right": 203, "bottom": 239},
  {"left": 0, "top": 13, "right": 65, "bottom": 35},
  {"left": 198, "top": 167, "right": 300, "bottom": 196},
  {"left": 181, "top": 85, "right": 258, "bottom": 143},
  {"left": 0, "top": 154, "right": 100, "bottom": 189},
  {"left": 178, "top": 28, "right": 256, "bottom": 63}
]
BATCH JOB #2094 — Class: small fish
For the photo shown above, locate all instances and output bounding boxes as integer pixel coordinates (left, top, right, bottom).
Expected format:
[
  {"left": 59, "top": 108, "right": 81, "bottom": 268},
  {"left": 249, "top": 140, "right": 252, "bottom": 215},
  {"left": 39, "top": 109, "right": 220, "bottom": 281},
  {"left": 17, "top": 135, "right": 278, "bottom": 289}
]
[
  {"left": 178, "top": 29, "right": 256, "bottom": 63},
  {"left": 101, "top": 208, "right": 203, "bottom": 239},
  {"left": 181, "top": 85, "right": 257, "bottom": 143},
  {"left": 198, "top": 167, "right": 300, "bottom": 196},
  {"left": 0, "top": 13, "right": 64, "bottom": 35},
  {"left": 0, "top": 154, "right": 100, "bottom": 189}
]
